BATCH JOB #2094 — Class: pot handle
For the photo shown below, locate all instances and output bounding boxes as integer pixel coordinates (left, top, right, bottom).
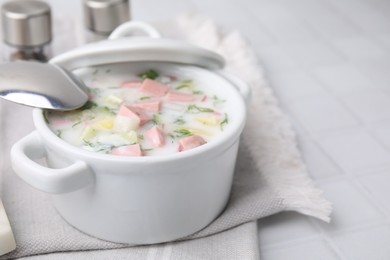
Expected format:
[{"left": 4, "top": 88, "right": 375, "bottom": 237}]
[
  {"left": 11, "top": 131, "right": 94, "bottom": 194},
  {"left": 220, "top": 72, "right": 252, "bottom": 105},
  {"left": 109, "top": 21, "right": 161, "bottom": 40}
]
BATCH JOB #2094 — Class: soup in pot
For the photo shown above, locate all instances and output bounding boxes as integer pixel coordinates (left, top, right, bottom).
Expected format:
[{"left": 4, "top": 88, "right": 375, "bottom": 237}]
[{"left": 46, "top": 66, "right": 229, "bottom": 157}]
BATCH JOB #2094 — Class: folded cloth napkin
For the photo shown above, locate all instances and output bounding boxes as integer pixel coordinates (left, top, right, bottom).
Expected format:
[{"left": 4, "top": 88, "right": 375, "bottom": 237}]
[{"left": 0, "top": 14, "right": 331, "bottom": 260}]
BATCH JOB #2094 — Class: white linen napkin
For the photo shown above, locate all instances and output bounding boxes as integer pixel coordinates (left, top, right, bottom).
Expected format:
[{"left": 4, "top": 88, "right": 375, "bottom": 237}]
[{"left": 0, "top": 14, "right": 331, "bottom": 260}]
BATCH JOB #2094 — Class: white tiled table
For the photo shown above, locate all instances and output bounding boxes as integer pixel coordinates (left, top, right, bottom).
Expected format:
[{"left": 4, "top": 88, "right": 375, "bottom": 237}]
[{"left": 7, "top": 0, "right": 390, "bottom": 258}]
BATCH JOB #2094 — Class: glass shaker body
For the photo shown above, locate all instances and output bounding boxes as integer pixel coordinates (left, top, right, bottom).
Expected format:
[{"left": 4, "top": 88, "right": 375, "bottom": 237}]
[
  {"left": 1, "top": 0, "right": 52, "bottom": 62},
  {"left": 3, "top": 43, "right": 52, "bottom": 62},
  {"left": 83, "top": 0, "right": 130, "bottom": 43}
]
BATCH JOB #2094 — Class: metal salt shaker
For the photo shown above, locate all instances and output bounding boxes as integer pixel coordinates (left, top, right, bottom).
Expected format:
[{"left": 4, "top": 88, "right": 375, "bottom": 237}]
[
  {"left": 1, "top": 0, "right": 52, "bottom": 62},
  {"left": 83, "top": 0, "right": 130, "bottom": 42}
]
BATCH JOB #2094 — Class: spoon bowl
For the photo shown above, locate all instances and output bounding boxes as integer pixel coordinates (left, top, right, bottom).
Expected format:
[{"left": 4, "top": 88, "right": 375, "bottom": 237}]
[{"left": 0, "top": 61, "right": 89, "bottom": 111}]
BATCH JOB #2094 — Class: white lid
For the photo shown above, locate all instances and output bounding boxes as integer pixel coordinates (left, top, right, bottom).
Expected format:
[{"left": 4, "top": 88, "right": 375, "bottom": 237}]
[{"left": 49, "top": 37, "right": 225, "bottom": 71}]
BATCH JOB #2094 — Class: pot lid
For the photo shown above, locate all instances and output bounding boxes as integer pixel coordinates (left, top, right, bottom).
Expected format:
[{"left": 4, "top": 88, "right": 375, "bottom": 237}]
[{"left": 49, "top": 37, "right": 225, "bottom": 71}]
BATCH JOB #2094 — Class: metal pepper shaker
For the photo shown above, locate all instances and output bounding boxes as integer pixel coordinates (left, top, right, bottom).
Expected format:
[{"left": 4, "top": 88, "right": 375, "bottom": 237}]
[
  {"left": 1, "top": 0, "right": 52, "bottom": 62},
  {"left": 83, "top": 0, "right": 130, "bottom": 42}
]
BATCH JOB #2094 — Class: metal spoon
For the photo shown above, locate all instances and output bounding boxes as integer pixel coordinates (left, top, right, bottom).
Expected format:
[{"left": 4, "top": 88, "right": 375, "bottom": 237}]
[{"left": 0, "top": 61, "right": 89, "bottom": 111}]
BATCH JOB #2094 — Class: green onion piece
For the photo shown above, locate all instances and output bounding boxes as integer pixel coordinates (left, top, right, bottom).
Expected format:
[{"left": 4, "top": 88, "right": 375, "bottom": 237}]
[
  {"left": 140, "top": 96, "right": 151, "bottom": 100},
  {"left": 174, "top": 129, "right": 193, "bottom": 137},
  {"left": 186, "top": 104, "right": 214, "bottom": 113}
]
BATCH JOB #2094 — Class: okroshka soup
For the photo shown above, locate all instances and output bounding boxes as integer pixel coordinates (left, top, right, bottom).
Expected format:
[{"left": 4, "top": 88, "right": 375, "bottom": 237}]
[{"left": 46, "top": 62, "right": 236, "bottom": 157}]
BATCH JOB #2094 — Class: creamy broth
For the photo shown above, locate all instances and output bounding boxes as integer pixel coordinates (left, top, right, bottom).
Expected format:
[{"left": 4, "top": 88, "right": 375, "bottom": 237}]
[{"left": 47, "top": 65, "right": 229, "bottom": 156}]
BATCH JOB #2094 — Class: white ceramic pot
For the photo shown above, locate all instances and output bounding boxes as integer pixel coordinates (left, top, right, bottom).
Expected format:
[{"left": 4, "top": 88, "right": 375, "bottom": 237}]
[{"left": 10, "top": 22, "right": 250, "bottom": 244}]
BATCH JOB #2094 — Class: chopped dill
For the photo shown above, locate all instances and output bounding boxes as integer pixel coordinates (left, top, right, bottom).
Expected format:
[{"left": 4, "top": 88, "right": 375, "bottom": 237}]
[
  {"left": 174, "top": 117, "right": 186, "bottom": 125},
  {"left": 101, "top": 106, "right": 115, "bottom": 115},
  {"left": 175, "top": 80, "right": 193, "bottom": 90},
  {"left": 152, "top": 114, "right": 160, "bottom": 125},
  {"left": 139, "top": 69, "right": 159, "bottom": 80},
  {"left": 80, "top": 100, "right": 97, "bottom": 110},
  {"left": 220, "top": 113, "right": 229, "bottom": 130},
  {"left": 43, "top": 111, "right": 49, "bottom": 124},
  {"left": 212, "top": 95, "right": 226, "bottom": 105},
  {"left": 192, "top": 90, "right": 203, "bottom": 95},
  {"left": 72, "top": 121, "right": 81, "bottom": 128},
  {"left": 56, "top": 130, "right": 62, "bottom": 138}
]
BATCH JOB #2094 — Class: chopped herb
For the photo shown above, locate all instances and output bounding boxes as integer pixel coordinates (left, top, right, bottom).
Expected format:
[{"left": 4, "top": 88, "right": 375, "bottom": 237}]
[
  {"left": 96, "top": 143, "right": 115, "bottom": 153},
  {"left": 212, "top": 95, "right": 226, "bottom": 105},
  {"left": 220, "top": 113, "right": 229, "bottom": 130},
  {"left": 137, "top": 134, "right": 144, "bottom": 140},
  {"left": 43, "top": 111, "right": 49, "bottom": 124},
  {"left": 152, "top": 114, "right": 160, "bottom": 125},
  {"left": 101, "top": 106, "right": 115, "bottom": 115},
  {"left": 72, "top": 121, "right": 81, "bottom": 128},
  {"left": 139, "top": 69, "right": 159, "bottom": 80},
  {"left": 142, "top": 148, "right": 153, "bottom": 152},
  {"left": 89, "top": 88, "right": 100, "bottom": 94},
  {"left": 175, "top": 80, "right": 193, "bottom": 90},
  {"left": 83, "top": 139, "right": 93, "bottom": 147},
  {"left": 168, "top": 133, "right": 175, "bottom": 139},
  {"left": 187, "top": 104, "right": 214, "bottom": 113},
  {"left": 174, "top": 117, "right": 186, "bottom": 125},
  {"left": 80, "top": 100, "right": 97, "bottom": 110},
  {"left": 140, "top": 96, "right": 151, "bottom": 100},
  {"left": 174, "top": 129, "right": 193, "bottom": 137},
  {"left": 56, "top": 130, "right": 62, "bottom": 138},
  {"left": 192, "top": 90, "right": 204, "bottom": 95}
]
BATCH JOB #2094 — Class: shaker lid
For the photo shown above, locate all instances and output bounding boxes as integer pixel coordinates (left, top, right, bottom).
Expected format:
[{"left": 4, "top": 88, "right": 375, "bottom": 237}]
[
  {"left": 49, "top": 37, "right": 225, "bottom": 71},
  {"left": 84, "top": 0, "right": 129, "bottom": 34},
  {"left": 1, "top": 0, "right": 51, "bottom": 47}
]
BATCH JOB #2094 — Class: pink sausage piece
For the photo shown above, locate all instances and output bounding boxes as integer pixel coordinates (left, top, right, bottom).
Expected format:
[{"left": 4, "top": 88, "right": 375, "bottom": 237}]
[
  {"left": 178, "top": 135, "right": 206, "bottom": 152},
  {"left": 145, "top": 126, "right": 165, "bottom": 147},
  {"left": 121, "top": 80, "right": 142, "bottom": 88},
  {"left": 130, "top": 100, "right": 160, "bottom": 112},
  {"left": 166, "top": 91, "right": 195, "bottom": 102},
  {"left": 50, "top": 117, "right": 72, "bottom": 126},
  {"left": 140, "top": 79, "right": 169, "bottom": 97},
  {"left": 112, "top": 144, "right": 142, "bottom": 156},
  {"left": 129, "top": 107, "right": 152, "bottom": 125},
  {"left": 118, "top": 105, "right": 141, "bottom": 124}
]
